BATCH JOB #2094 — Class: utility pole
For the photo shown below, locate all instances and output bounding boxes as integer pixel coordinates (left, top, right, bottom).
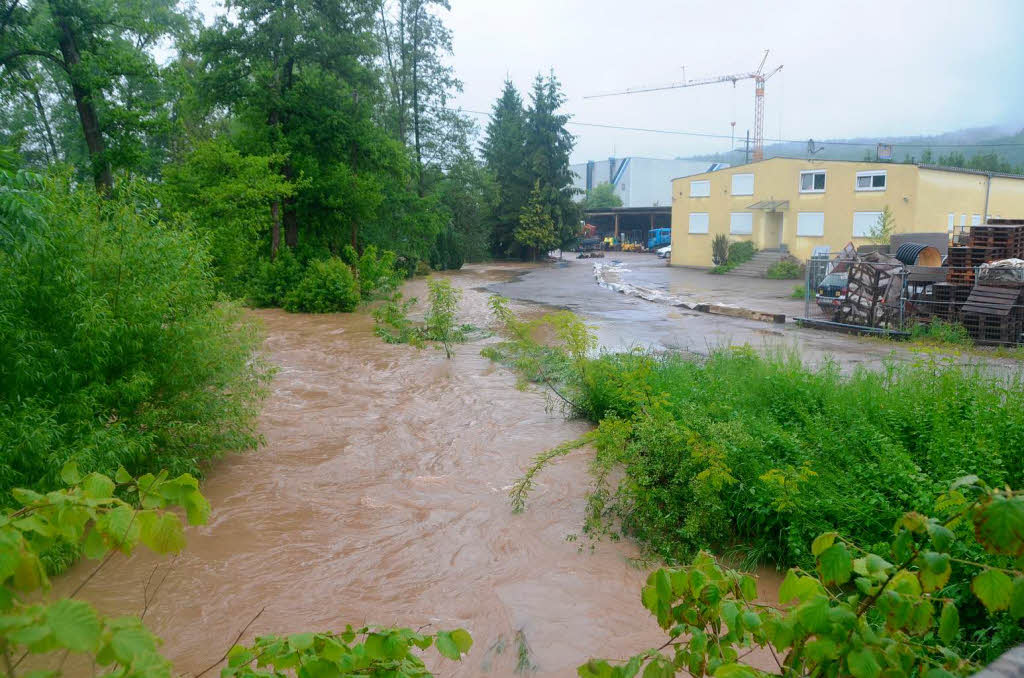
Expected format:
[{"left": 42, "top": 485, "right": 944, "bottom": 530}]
[{"left": 744, "top": 130, "right": 750, "bottom": 164}]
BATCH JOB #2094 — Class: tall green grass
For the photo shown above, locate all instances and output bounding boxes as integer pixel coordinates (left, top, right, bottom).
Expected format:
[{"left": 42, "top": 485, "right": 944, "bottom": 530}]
[{"left": 576, "top": 347, "right": 1024, "bottom": 566}]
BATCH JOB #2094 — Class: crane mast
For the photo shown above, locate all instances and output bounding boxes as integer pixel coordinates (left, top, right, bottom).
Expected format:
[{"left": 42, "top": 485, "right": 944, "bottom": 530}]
[{"left": 585, "top": 51, "right": 783, "bottom": 162}]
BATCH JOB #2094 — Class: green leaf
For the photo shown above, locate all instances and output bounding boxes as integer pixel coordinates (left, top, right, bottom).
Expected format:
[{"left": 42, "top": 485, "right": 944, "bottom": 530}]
[
  {"left": 974, "top": 495, "right": 1024, "bottom": 556},
  {"left": 1011, "top": 577, "right": 1024, "bottom": 619},
  {"left": 435, "top": 630, "right": 463, "bottom": 661},
  {"left": 972, "top": 569, "right": 1013, "bottom": 612},
  {"left": 111, "top": 625, "right": 157, "bottom": 663},
  {"left": 99, "top": 505, "right": 141, "bottom": 553},
  {"left": 60, "top": 461, "right": 81, "bottom": 485},
  {"left": 927, "top": 522, "right": 955, "bottom": 552},
  {"left": 811, "top": 532, "right": 838, "bottom": 556},
  {"left": 655, "top": 569, "right": 672, "bottom": 604},
  {"left": 796, "top": 595, "right": 831, "bottom": 634},
  {"left": 817, "top": 543, "right": 853, "bottom": 586},
  {"left": 738, "top": 575, "right": 757, "bottom": 601},
  {"left": 138, "top": 512, "right": 186, "bottom": 555},
  {"left": 938, "top": 602, "right": 959, "bottom": 644},
  {"left": 950, "top": 475, "right": 980, "bottom": 490},
  {"left": 778, "top": 570, "right": 820, "bottom": 604},
  {"left": 918, "top": 552, "right": 951, "bottom": 593},
  {"left": 713, "top": 664, "right": 759, "bottom": 678},
  {"left": 81, "top": 473, "right": 115, "bottom": 499},
  {"left": 82, "top": 528, "right": 107, "bottom": 560},
  {"left": 115, "top": 467, "right": 132, "bottom": 484},
  {"left": 44, "top": 599, "right": 100, "bottom": 652},
  {"left": 289, "top": 633, "right": 315, "bottom": 651},
  {"left": 847, "top": 647, "right": 881, "bottom": 678},
  {"left": 449, "top": 628, "right": 473, "bottom": 654}
]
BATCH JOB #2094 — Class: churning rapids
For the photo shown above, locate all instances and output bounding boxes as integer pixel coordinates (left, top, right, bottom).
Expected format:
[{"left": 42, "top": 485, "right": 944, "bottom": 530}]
[{"left": 59, "top": 264, "right": 779, "bottom": 677}]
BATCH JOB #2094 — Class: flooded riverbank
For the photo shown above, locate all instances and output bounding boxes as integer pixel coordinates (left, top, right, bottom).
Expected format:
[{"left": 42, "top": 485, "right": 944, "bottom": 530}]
[{"left": 58, "top": 266, "right": 782, "bottom": 677}]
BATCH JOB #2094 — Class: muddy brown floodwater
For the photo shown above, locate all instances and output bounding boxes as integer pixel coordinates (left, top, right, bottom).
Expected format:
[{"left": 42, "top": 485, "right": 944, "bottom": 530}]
[{"left": 60, "top": 266, "right": 779, "bottom": 677}]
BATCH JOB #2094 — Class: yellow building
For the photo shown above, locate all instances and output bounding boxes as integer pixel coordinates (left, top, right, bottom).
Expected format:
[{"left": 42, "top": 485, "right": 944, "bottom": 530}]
[{"left": 669, "top": 158, "right": 1024, "bottom": 267}]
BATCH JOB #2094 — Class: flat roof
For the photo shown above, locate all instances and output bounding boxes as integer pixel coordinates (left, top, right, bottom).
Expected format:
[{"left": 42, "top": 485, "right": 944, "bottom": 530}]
[
  {"left": 581, "top": 205, "right": 672, "bottom": 216},
  {"left": 672, "top": 156, "right": 1024, "bottom": 181}
]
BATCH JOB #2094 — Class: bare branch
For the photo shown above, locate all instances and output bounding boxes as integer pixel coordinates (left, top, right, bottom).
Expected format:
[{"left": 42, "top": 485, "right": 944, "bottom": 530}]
[{"left": 194, "top": 607, "right": 266, "bottom": 678}]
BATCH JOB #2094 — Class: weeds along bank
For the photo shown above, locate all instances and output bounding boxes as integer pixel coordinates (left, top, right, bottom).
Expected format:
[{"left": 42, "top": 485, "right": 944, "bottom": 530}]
[
  {"left": 0, "top": 174, "right": 272, "bottom": 505},
  {"left": 485, "top": 304, "right": 1024, "bottom": 661}
]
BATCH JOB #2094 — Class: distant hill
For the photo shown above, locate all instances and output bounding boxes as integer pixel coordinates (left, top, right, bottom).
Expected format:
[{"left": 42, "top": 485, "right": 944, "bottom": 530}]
[{"left": 685, "top": 125, "right": 1024, "bottom": 171}]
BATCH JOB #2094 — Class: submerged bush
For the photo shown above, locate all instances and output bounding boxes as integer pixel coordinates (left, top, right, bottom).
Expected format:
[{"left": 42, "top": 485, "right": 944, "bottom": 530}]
[
  {"left": 0, "top": 177, "right": 271, "bottom": 498},
  {"left": 284, "top": 257, "right": 361, "bottom": 313},
  {"left": 250, "top": 247, "right": 305, "bottom": 307}
]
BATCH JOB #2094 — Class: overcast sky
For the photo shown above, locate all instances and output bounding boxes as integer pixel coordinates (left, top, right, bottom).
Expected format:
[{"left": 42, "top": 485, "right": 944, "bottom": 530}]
[{"left": 196, "top": 0, "right": 1024, "bottom": 163}]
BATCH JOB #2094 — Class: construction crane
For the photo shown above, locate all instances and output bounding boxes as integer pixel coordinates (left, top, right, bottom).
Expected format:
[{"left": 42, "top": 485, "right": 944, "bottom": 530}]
[{"left": 585, "top": 50, "right": 783, "bottom": 162}]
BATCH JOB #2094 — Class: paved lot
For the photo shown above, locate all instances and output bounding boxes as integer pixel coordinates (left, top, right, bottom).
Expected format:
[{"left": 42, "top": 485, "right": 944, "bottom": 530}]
[{"left": 478, "top": 253, "right": 1018, "bottom": 373}]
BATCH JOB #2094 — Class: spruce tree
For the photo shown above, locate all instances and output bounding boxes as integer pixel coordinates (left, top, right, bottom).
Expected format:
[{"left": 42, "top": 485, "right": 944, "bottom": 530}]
[
  {"left": 481, "top": 79, "right": 529, "bottom": 257},
  {"left": 524, "top": 71, "right": 580, "bottom": 252}
]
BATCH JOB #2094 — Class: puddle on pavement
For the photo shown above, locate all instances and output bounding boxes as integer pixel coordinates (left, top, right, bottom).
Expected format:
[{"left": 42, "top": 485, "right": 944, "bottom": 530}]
[{"left": 55, "top": 270, "right": 782, "bottom": 677}]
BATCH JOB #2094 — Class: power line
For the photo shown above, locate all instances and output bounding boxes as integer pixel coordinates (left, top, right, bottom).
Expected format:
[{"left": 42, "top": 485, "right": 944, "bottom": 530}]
[{"left": 448, "top": 106, "right": 1024, "bottom": 149}]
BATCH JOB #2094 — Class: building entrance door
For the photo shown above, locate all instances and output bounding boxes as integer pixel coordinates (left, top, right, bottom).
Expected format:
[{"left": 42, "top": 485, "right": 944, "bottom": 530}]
[{"left": 764, "top": 212, "right": 783, "bottom": 250}]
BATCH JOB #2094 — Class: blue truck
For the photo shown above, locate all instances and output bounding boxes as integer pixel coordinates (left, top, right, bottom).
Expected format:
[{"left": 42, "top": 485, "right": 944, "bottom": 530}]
[{"left": 647, "top": 228, "right": 671, "bottom": 250}]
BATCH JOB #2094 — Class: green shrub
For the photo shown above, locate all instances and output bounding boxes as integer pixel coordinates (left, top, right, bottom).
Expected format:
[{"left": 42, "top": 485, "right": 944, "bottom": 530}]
[
  {"left": 709, "top": 240, "right": 756, "bottom": 274},
  {"left": 284, "top": 257, "right": 361, "bottom": 313},
  {"left": 790, "top": 284, "right": 806, "bottom": 299},
  {"left": 711, "top": 234, "right": 729, "bottom": 266},
  {"left": 727, "top": 240, "right": 756, "bottom": 264},
  {"left": 250, "top": 247, "right": 304, "bottom": 307},
  {"left": 429, "top": 224, "right": 466, "bottom": 271},
  {"left": 354, "top": 245, "right": 400, "bottom": 299},
  {"left": 765, "top": 258, "right": 805, "bottom": 279},
  {"left": 910, "top": 319, "right": 973, "bottom": 346},
  {"left": 0, "top": 177, "right": 270, "bottom": 498}
]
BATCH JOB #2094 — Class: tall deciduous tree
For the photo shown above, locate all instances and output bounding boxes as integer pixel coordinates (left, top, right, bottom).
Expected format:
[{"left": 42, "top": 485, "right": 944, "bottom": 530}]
[
  {"left": 0, "top": 0, "right": 190, "bottom": 191},
  {"left": 481, "top": 79, "right": 529, "bottom": 257},
  {"left": 376, "top": 0, "right": 468, "bottom": 191},
  {"left": 195, "top": 0, "right": 432, "bottom": 261}
]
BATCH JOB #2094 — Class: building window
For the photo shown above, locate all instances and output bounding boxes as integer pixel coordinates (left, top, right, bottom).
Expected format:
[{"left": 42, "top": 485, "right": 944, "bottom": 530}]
[
  {"left": 731, "top": 173, "right": 754, "bottom": 196},
  {"left": 796, "top": 212, "right": 825, "bottom": 237},
  {"left": 729, "top": 212, "right": 753, "bottom": 235},
  {"left": 855, "top": 171, "right": 887, "bottom": 191},
  {"left": 688, "top": 212, "right": 709, "bottom": 234},
  {"left": 690, "top": 180, "right": 711, "bottom": 198},
  {"left": 947, "top": 213, "right": 955, "bottom": 232},
  {"left": 799, "top": 170, "right": 826, "bottom": 193},
  {"left": 853, "top": 211, "right": 883, "bottom": 238},
  {"left": 961, "top": 214, "right": 967, "bottom": 227},
  {"left": 971, "top": 214, "right": 982, "bottom": 226}
]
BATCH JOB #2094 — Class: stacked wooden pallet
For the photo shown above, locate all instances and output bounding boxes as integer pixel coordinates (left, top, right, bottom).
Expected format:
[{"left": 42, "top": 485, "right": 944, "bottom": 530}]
[
  {"left": 947, "top": 223, "right": 1024, "bottom": 285},
  {"left": 929, "top": 282, "right": 973, "bottom": 322},
  {"left": 960, "top": 285, "right": 1024, "bottom": 345}
]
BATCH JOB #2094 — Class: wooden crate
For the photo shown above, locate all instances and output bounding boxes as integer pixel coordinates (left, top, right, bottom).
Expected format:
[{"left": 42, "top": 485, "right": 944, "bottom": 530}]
[
  {"left": 837, "top": 262, "right": 902, "bottom": 328},
  {"left": 960, "top": 285, "right": 1024, "bottom": 345}
]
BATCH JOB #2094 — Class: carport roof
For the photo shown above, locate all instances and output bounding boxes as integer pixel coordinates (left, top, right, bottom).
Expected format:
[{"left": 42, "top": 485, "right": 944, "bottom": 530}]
[{"left": 747, "top": 200, "right": 789, "bottom": 210}]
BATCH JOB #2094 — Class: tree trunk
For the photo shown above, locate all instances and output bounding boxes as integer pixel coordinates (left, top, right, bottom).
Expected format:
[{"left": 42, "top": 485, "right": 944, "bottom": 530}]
[
  {"left": 20, "top": 69, "right": 58, "bottom": 163},
  {"left": 270, "top": 201, "right": 281, "bottom": 260},
  {"left": 52, "top": 11, "right": 111, "bottom": 193},
  {"left": 411, "top": 4, "right": 423, "bottom": 196}
]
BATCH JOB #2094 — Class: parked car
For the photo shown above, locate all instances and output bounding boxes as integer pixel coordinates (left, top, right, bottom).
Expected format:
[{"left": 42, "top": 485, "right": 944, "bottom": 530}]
[
  {"left": 657, "top": 245, "right": 671, "bottom": 258},
  {"left": 816, "top": 271, "right": 848, "bottom": 313}
]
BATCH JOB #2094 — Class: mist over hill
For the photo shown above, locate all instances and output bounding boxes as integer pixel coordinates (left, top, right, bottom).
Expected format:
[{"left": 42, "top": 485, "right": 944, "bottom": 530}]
[{"left": 686, "top": 125, "right": 1024, "bottom": 170}]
